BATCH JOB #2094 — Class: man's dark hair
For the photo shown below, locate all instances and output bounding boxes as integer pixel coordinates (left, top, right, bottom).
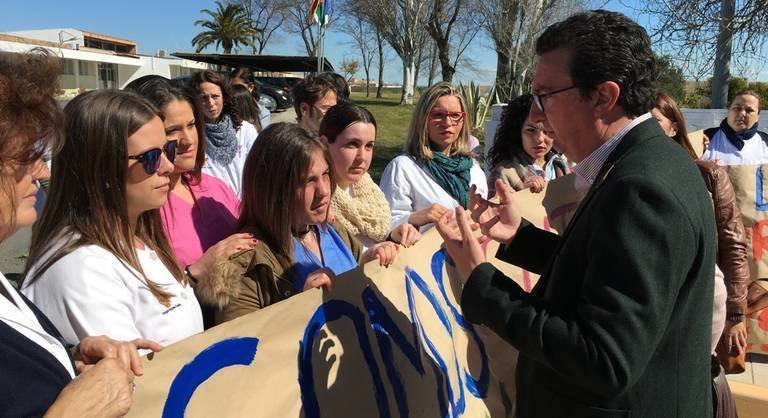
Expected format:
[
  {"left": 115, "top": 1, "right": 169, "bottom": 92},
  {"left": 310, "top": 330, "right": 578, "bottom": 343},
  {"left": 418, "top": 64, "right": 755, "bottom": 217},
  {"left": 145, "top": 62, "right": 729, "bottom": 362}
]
[
  {"left": 229, "top": 66, "right": 255, "bottom": 84},
  {"left": 535, "top": 10, "right": 657, "bottom": 117},
  {"left": 292, "top": 74, "right": 337, "bottom": 117},
  {"left": 322, "top": 72, "right": 350, "bottom": 100}
]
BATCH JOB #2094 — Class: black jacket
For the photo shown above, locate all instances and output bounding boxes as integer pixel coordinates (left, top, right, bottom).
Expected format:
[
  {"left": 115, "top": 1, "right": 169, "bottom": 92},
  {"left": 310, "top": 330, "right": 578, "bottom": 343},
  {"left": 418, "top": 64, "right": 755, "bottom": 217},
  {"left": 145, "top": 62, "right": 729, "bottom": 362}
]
[
  {"left": 462, "top": 119, "right": 716, "bottom": 417},
  {"left": 0, "top": 289, "right": 73, "bottom": 417}
]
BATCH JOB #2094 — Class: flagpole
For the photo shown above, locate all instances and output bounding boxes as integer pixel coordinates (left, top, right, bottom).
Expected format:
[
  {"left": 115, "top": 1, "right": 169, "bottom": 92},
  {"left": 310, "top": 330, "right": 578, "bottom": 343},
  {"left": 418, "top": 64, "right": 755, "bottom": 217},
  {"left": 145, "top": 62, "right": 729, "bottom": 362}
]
[
  {"left": 320, "top": 17, "right": 327, "bottom": 72},
  {"left": 317, "top": 20, "right": 322, "bottom": 73},
  {"left": 311, "top": 0, "right": 327, "bottom": 73},
  {"left": 320, "top": 0, "right": 327, "bottom": 73},
  {"left": 319, "top": 24, "right": 323, "bottom": 73}
]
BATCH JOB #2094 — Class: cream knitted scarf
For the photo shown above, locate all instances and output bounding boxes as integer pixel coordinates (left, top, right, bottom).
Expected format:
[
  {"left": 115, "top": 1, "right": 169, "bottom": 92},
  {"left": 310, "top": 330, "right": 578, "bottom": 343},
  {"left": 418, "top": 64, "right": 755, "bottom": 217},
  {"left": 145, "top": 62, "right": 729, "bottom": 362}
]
[{"left": 330, "top": 172, "right": 391, "bottom": 242}]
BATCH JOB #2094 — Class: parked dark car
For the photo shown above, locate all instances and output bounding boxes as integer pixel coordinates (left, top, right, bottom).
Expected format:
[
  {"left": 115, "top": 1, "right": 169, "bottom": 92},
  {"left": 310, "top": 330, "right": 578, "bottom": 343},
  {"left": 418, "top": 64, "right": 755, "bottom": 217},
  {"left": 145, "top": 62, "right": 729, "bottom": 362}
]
[
  {"left": 256, "top": 80, "right": 292, "bottom": 112},
  {"left": 255, "top": 76, "right": 302, "bottom": 93},
  {"left": 172, "top": 74, "right": 292, "bottom": 113}
]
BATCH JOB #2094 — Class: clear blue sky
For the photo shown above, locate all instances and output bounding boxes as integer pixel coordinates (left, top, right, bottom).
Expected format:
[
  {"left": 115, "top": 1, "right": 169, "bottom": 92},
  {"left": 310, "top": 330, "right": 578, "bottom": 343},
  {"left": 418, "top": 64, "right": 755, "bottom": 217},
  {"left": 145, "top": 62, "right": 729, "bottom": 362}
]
[
  {"left": 0, "top": 0, "right": 488, "bottom": 83},
  {"left": 1, "top": 0, "right": 764, "bottom": 84}
]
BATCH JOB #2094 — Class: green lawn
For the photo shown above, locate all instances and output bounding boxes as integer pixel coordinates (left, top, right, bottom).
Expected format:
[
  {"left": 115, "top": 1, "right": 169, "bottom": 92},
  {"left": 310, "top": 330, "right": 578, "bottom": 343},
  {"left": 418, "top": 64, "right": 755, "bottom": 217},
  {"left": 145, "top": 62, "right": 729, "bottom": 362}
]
[{"left": 351, "top": 91, "right": 415, "bottom": 182}]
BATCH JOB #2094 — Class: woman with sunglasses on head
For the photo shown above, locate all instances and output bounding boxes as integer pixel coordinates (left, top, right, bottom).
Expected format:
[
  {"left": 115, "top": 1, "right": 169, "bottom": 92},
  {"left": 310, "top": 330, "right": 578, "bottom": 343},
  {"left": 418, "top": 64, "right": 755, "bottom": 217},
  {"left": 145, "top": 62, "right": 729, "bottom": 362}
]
[
  {"left": 200, "top": 123, "right": 399, "bottom": 323},
  {"left": 319, "top": 102, "right": 421, "bottom": 249},
  {"left": 0, "top": 51, "right": 163, "bottom": 418},
  {"left": 487, "top": 94, "right": 570, "bottom": 196},
  {"left": 126, "top": 76, "right": 256, "bottom": 327},
  {"left": 652, "top": 91, "right": 746, "bottom": 418},
  {"left": 21, "top": 90, "right": 203, "bottom": 348},
  {"left": 190, "top": 70, "right": 259, "bottom": 197},
  {"left": 379, "top": 82, "right": 488, "bottom": 232}
]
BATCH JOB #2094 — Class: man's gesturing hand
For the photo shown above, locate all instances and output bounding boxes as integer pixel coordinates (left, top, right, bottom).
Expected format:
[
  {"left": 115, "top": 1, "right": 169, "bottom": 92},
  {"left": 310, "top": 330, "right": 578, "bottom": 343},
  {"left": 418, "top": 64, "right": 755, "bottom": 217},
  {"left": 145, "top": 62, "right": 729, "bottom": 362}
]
[
  {"left": 468, "top": 180, "right": 522, "bottom": 245},
  {"left": 435, "top": 206, "right": 487, "bottom": 280}
]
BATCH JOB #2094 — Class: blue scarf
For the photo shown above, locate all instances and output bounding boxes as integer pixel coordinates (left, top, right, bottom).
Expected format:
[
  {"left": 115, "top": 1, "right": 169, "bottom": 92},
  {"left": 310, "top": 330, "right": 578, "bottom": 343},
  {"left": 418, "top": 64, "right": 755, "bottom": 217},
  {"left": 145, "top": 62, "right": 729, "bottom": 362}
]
[
  {"left": 425, "top": 151, "right": 473, "bottom": 208},
  {"left": 204, "top": 115, "right": 239, "bottom": 165},
  {"left": 719, "top": 118, "right": 760, "bottom": 150}
]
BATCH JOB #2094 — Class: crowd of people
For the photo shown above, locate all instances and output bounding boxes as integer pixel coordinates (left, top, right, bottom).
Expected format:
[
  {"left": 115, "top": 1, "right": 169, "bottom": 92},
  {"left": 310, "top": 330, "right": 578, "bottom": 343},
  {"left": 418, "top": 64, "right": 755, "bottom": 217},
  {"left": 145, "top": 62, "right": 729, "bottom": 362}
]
[{"left": 0, "top": 8, "right": 764, "bottom": 417}]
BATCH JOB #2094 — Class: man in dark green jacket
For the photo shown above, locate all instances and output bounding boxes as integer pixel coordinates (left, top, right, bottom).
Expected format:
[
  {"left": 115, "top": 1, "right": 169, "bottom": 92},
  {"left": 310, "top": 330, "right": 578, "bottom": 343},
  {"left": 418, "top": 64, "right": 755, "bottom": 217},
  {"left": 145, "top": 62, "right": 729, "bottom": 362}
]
[{"left": 436, "top": 10, "right": 716, "bottom": 418}]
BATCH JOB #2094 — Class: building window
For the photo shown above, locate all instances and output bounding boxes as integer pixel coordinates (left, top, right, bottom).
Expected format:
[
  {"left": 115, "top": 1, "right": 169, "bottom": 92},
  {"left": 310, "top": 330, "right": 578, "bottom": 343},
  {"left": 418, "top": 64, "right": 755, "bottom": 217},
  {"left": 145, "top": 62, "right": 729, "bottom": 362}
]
[
  {"left": 97, "top": 63, "right": 117, "bottom": 89},
  {"left": 84, "top": 38, "right": 133, "bottom": 54},
  {"left": 60, "top": 60, "right": 74, "bottom": 75},
  {"left": 78, "top": 62, "right": 91, "bottom": 76}
]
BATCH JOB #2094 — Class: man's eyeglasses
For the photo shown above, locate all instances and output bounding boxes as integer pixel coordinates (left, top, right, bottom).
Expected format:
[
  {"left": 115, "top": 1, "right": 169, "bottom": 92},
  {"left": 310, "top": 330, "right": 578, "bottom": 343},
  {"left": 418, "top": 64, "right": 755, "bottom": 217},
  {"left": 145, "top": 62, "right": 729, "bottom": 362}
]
[
  {"left": 128, "top": 140, "right": 178, "bottom": 175},
  {"left": 533, "top": 85, "right": 579, "bottom": 113},
  {"left": 429, "top": 111, "right": 465, "bottom": 125}
]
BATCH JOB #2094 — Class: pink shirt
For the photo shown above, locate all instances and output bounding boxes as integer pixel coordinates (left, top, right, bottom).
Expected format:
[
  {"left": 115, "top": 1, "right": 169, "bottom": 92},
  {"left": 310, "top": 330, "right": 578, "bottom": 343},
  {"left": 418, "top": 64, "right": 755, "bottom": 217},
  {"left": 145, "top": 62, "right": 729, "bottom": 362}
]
[{"left": 161, "top": 174, "right": 240, "bottom": 267}]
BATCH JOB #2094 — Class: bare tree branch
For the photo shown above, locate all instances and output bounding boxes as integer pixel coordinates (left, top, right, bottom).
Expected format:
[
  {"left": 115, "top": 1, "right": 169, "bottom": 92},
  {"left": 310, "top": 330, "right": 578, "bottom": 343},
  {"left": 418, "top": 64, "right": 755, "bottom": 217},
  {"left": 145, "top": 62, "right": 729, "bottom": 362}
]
[
  {"left": 630, "top": 0, "right": 768, "bottom": 106},
  {"left": 230, "top": 0, "right": 287, "bottom": 54},
  {"left": 360, "top": 0, "right": 429, "bottom": 104},
  {"left": 337, "top": 0, "right": 379, "bottom": 96},
  {"left": 426, "top": 0, "right": 481, "bottom": 82}
]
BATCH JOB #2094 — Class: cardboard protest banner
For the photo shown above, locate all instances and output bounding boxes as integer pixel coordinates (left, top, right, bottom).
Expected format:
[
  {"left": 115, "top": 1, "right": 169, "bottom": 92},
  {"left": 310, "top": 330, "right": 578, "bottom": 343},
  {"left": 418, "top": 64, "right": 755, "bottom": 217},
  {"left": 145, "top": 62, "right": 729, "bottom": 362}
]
[
  {"left": 128, "top": 177, "right": 582, "bottom": 418},
  {"left": 723, "top": 164, "right": 768, "bottom": 356},
  {"left": 689, "top": 130, "right": 705, "bottom": 159},
  {"left": 130, "top": 233, "right": 510, "bottom": 418}
]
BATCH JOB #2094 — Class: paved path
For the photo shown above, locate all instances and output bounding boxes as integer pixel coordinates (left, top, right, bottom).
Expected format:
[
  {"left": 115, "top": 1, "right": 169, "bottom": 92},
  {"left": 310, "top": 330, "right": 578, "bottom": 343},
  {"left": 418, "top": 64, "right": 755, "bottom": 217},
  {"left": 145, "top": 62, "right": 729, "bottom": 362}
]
[
  {"left": 0, "top": 227, "right": 30, "bottom": 275},
  {"left": 269, "top": 108, "right": 296, "bottom": 124}
]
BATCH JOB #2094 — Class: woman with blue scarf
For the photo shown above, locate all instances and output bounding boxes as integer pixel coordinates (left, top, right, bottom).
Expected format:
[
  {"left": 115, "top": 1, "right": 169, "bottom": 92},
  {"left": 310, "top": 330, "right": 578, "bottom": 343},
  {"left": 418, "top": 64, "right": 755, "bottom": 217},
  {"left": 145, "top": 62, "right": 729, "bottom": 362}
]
[
  {"left": 190, "top": 70, "right": 259, "bottom": 197},
  {"left": 380, "top": 82, "right": 488, "bottom": 232},
  {"left": 199, "top": 123, "right": 400, "bottom": 323}
]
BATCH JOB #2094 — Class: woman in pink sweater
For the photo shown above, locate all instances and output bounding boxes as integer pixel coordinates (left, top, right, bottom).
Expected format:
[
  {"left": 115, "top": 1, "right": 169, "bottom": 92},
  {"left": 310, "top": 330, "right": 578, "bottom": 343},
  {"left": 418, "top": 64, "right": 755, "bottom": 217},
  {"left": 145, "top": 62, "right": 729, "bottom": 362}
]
[{"left": 127, "top": 76, "right": 256, "bottom": 326}]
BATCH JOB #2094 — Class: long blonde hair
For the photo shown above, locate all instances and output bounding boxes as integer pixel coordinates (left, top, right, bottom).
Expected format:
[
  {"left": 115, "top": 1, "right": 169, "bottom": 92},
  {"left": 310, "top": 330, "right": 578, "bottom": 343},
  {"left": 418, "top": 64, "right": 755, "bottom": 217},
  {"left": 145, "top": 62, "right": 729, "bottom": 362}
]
[
  {"left": 24, "top": 90, "right": 183, "bottom": 301},
  {"left": 404, "top": 82, "right": 472, "bottom": 160}
]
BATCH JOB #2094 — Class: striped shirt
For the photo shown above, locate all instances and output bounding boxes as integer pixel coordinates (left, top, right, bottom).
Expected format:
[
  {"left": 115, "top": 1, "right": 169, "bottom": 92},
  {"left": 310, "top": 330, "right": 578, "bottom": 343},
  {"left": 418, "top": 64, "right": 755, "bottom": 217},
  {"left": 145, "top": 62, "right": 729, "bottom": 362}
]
[{"left": 573, "top": 113, "right": 652, "bottom": 194}]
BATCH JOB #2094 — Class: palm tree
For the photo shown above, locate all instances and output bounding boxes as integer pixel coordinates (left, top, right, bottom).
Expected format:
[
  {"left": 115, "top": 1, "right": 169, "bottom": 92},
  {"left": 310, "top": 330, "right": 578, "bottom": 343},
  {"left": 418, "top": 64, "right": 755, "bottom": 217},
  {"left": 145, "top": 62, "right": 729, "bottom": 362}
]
[{"left": 192, "top": 1, "right": 256, "bottom": 54}]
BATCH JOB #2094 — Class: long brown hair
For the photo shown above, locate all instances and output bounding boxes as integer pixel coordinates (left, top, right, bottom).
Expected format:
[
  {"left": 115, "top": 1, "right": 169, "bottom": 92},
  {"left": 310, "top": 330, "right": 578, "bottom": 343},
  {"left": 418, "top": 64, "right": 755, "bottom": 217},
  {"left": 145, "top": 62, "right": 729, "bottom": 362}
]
[
  {"left": 0, "top": 50, "right": 64, "bottom": 241},
  {"left": 237, "top": 122, "right": 335, "bottom": 270},
  {"left": 23, "top": 90, "right": 183, "bottom": 300},
  {"left": 231, "top": 84, "right": 262, "bottom": 132},
  {"left": 189, "top": 70, "right": 243, "bottom": 129},
  {"left": 125, "top": 75, "right": 207, "bottom": 185},
  {"left": 655, "top": 91, "right": 697, "bottom": 160},
  {"left": 405, "top": 82, "right": 472, "bottom": 160}
]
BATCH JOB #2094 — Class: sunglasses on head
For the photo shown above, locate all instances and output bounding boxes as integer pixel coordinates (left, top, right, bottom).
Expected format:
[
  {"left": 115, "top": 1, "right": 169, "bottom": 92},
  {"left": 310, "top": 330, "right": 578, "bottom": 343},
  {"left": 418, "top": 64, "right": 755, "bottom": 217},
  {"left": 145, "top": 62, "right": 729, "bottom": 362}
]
[{"left": 128, "top": 140, "right": 177, "bottom": 175}]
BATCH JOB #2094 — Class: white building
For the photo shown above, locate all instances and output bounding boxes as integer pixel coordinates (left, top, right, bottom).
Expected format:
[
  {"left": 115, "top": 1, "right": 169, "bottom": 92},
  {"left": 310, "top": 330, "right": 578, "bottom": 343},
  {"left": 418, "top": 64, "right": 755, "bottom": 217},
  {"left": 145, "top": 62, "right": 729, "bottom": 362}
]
[{"left": 0, "top": 28, "right": 211, "bottom": 98}]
